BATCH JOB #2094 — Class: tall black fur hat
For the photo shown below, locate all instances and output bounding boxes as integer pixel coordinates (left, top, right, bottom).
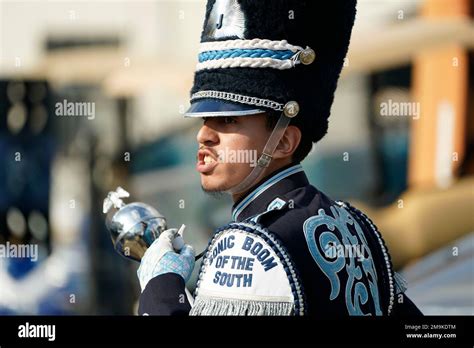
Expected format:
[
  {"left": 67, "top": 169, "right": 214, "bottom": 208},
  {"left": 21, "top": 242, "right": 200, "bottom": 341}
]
[{"left": 185, "top": 0, "right": 357, "bottom": 143}]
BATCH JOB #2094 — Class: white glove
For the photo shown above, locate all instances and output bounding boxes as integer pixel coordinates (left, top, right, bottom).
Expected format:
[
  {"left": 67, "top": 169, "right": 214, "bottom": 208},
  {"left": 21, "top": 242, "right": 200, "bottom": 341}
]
[{"left": 137, "top": 227, "right": 195, "bottom": 291}]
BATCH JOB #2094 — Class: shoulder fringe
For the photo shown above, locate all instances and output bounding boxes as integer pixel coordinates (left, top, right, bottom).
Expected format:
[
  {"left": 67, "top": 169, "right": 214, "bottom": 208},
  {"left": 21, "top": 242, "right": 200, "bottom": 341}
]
[
  {"left": 394, "top": 272, "right": 408, "bottom": 294},
  {"left": 190, "top": 296, "right": 294, "bottom": 316}
]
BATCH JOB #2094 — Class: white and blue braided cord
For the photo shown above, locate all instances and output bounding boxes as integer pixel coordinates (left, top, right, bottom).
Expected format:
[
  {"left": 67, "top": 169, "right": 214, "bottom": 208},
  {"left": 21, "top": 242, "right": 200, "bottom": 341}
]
[
  {"left": 199, "top": 49, "right": 295, "bottom": 62},
  {"left": 196, "top": 39, "right": 304, "bottom": 71}
]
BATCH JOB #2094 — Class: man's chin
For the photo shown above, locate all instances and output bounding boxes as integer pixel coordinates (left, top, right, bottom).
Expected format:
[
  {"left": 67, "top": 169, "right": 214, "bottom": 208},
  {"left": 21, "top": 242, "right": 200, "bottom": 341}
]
[
  {"left": 201, "top": 185, "right": 227, "bottom": 198},
  {"left": 200, "top": 177, "right": 232, "bottom": 196}
]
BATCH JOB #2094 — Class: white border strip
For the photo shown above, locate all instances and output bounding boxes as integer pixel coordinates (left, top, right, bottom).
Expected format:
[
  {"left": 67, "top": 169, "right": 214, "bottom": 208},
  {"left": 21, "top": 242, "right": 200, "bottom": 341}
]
[{"left": 196, "top": 57, "right": 296, "bottom": 71}]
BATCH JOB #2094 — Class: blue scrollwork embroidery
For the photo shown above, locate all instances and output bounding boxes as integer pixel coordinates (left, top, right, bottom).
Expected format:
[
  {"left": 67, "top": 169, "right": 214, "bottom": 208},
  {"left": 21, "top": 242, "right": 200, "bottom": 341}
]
[{"left": 303, "top": 205, "right": 382, "bottom": 315}]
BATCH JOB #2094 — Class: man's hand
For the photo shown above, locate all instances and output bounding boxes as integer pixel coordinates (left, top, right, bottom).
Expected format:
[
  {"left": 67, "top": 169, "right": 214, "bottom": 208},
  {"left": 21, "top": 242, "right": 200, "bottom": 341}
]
[{"left": 137, "top": 228, "right": 195, "bottom": 291}]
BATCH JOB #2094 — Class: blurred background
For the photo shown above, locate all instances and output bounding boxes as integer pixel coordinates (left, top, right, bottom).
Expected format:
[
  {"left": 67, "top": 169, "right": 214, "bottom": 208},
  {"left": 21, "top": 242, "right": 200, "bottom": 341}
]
[{"left": 0, "top": 0, "right": 472, "bottom": 315}]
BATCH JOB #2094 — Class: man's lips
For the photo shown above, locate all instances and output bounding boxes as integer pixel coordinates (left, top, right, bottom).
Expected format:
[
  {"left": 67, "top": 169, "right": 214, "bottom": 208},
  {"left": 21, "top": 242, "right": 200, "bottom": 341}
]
[{"left": 196, "top": 148, "right": 219, "bottom": 174}]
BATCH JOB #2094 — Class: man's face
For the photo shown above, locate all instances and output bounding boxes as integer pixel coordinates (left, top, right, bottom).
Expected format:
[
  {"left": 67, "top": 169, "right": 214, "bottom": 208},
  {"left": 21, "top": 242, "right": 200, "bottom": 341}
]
[{"left": 196, "top": 114, "right": 270, "bottom": 193}]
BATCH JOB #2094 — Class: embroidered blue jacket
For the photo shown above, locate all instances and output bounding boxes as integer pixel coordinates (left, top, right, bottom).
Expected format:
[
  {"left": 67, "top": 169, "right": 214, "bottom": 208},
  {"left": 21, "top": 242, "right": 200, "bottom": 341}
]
[{"left": 138, "top": 163, "right": 422, "bottom": 316}]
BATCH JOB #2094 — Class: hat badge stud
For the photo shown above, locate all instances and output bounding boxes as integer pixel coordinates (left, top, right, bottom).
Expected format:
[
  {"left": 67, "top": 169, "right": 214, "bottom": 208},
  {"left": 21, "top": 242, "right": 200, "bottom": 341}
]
[
  {"left": 300, "top": 47, "right": 316, "bottom": 65},
  {"left": 284, "top": 101, "right": 299, "bottom": 118}
]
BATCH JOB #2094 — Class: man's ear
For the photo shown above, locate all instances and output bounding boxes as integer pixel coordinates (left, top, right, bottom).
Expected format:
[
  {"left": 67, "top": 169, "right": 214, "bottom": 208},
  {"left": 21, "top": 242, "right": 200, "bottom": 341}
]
[{"left": 273, "top": 125, "right": 302, "bottom": 160}]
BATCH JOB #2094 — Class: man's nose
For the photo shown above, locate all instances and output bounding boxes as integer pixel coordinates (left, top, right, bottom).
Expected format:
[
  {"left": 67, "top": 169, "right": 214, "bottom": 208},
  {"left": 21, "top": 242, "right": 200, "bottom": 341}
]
[{"left": 197, "top": 123, "right": 219, "bottom": 145}]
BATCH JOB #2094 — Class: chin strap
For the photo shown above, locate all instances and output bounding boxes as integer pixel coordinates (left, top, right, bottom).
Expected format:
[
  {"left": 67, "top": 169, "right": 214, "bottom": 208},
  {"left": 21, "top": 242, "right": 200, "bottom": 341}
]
[{"left": 227, "top": 101, "right": 300, "bottom": 195}]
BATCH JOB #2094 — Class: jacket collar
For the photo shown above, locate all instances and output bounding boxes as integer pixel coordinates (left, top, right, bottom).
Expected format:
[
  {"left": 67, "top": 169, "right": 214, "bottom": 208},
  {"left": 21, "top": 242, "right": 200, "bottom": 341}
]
[{"left": 231, "top": 163, "right": 308, "bottom": 222}]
